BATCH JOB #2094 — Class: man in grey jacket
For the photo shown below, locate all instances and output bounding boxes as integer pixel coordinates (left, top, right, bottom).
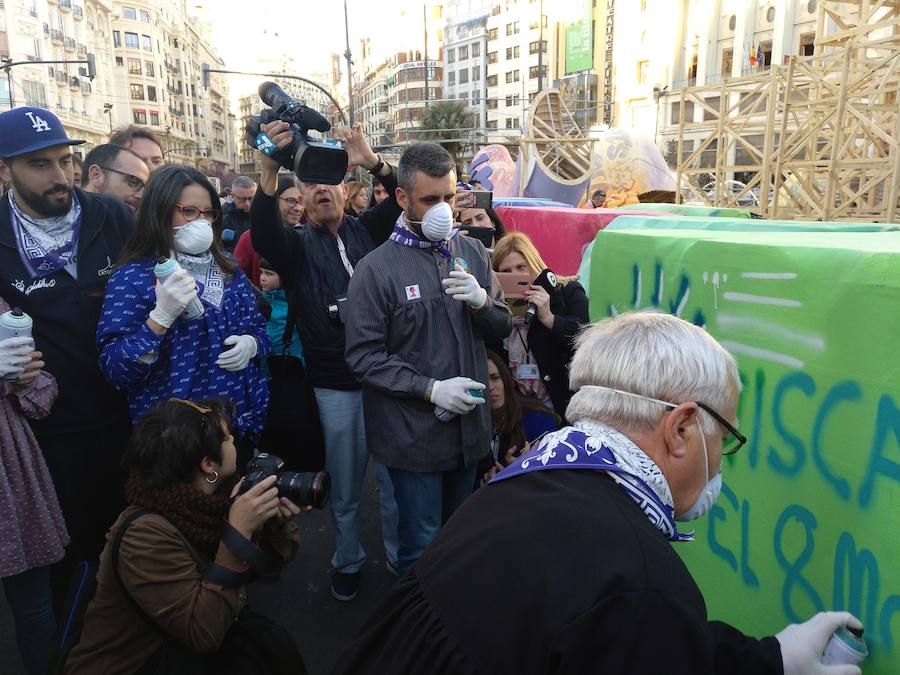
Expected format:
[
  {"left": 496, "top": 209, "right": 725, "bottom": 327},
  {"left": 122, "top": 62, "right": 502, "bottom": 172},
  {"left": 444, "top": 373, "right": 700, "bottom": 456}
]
[{"left": 345, "top": 143, "right": 511, "bottom": 576}]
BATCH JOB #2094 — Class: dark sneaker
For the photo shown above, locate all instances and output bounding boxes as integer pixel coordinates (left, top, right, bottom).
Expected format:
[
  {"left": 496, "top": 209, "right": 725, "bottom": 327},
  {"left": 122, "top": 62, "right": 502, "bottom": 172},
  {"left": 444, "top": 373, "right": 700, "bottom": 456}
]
[{"left": 331, "top": 571, "right": 361, "bottom": 601}]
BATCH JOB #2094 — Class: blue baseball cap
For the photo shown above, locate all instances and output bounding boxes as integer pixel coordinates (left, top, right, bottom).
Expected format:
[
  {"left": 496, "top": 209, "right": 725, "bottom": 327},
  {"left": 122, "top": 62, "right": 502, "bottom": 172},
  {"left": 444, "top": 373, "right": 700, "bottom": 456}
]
[{"left": 0, "top": 106, "right": 85, "bottom": 160}]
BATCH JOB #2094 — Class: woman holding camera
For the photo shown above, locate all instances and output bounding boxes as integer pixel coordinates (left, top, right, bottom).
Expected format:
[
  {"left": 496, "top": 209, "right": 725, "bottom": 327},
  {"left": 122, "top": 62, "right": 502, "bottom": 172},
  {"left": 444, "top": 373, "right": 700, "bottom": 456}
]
[
  {"left": 97, "top": 165, "right": 271, "bottom": 442},
  {"left": 65, "top": 397, "right": 302, "bottom": 675},
  {"left": 491, "top": 232, "right": 589, "bottom": 420}
]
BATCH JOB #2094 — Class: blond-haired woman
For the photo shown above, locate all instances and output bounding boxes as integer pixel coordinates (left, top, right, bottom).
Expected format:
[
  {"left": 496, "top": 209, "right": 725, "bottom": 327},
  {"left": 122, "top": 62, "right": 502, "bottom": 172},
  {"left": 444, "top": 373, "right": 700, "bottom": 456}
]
[{"left": 492, "top": 231, "right": 589, "bottom": 419}]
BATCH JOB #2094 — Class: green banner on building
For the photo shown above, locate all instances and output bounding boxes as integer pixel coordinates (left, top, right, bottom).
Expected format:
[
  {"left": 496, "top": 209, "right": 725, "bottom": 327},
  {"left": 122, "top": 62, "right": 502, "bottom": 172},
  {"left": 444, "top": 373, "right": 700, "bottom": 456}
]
[
  {"left": 565, "top": 0, "right": 593, "bottom": 74},
  {"left": 587, "top": 229, "right": 900, "bottom": 673}
]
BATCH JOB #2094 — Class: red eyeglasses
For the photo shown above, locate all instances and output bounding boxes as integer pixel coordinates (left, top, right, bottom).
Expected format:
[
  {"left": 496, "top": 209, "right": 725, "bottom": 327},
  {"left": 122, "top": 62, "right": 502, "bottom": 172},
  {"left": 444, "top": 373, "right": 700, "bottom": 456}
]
[{"left": 175, "top": 204, "right": 221, "bottom": 221}]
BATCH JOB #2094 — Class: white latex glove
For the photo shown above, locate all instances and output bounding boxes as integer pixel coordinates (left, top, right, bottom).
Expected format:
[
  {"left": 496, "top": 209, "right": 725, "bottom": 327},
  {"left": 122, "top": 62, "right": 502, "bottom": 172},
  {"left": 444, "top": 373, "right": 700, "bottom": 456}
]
[
  {"left": 776, "top": 612, "right": 864, "bottom": 675},
  {"left": 429, "top": 377, "right": 486, "bottom": 415},
  {"left": 442, "top": 270, "right": 487, "bottom": 309},
  {"left": 149, "top": 269, "right": 198, "bottom": 328},
  {"left": 0, "top": 336, "right": 35, "bottom": 379},
  {"left": 216, "top": 335, "right": 258, "bottom": 372}
]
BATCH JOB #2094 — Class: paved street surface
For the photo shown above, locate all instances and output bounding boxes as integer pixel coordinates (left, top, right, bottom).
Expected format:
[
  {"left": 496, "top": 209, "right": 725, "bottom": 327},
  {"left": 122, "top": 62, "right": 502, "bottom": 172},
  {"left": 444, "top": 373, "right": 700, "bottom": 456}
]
[{"left": 0, "top": 465, "right": 395, "bottom": 675}]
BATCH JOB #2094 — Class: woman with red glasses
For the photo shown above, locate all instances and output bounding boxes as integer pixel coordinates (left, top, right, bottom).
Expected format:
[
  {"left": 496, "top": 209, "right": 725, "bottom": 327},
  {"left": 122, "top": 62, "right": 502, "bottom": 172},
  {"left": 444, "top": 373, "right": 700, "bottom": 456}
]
[{"left": 96, "top": 165, "right": 271, "bottom": 453}]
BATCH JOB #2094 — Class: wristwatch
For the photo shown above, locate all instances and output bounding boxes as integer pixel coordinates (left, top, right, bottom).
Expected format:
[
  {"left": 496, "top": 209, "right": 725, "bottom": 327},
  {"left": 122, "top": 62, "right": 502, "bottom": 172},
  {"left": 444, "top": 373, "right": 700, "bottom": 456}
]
[{"left": 368, "top": 154, "right": 385, "bottom": 175}]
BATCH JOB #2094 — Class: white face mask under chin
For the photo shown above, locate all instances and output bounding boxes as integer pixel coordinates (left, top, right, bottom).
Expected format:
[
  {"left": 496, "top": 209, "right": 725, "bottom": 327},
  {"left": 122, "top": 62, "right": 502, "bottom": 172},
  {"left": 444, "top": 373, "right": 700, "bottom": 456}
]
[
  {"left": 173, "top": 219, "right": 214, "bottom": 255},
  {"left": 675, "top": 421, "right": 722, "bottom": 522}
]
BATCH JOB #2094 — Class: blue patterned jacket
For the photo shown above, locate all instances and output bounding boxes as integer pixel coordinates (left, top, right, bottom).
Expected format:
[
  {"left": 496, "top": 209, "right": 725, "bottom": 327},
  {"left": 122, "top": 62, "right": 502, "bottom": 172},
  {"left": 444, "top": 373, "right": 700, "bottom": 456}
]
[{"left": 96, "top": 259, "right": 270, "bottom": 436}]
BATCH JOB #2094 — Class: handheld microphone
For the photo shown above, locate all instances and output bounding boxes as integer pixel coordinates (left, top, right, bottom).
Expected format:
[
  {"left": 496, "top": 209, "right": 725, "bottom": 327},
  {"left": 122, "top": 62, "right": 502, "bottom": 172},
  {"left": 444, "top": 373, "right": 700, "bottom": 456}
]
[{"left": 526, "top": 269, "right": 558, "bottom": 325}]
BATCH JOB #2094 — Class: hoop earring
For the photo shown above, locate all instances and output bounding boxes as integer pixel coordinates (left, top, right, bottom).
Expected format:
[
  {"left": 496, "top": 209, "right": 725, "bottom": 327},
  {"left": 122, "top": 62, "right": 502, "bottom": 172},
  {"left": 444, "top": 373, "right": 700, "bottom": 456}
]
[{"left": 206, "top": 470, "right": 219, "bottom": 484}]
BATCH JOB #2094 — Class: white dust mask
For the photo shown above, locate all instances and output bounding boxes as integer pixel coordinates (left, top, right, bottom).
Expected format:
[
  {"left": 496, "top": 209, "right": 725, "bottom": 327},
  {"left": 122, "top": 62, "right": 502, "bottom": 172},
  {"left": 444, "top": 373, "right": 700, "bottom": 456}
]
[
  {"left": 173, "top": 219, "right": 214, "bottom": 255},
  {"left": 675, "top": 421, "right": 722, "bottom": 521},
  {"left": 411, "top": 202, "right": 454, "bottom": 242}
]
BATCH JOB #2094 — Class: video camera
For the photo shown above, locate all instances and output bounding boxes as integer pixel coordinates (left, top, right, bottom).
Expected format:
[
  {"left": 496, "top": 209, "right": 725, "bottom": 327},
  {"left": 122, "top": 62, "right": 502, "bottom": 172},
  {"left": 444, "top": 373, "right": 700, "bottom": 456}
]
[{"left": 244, "top": 81, "right": 348, "bottom": 185}]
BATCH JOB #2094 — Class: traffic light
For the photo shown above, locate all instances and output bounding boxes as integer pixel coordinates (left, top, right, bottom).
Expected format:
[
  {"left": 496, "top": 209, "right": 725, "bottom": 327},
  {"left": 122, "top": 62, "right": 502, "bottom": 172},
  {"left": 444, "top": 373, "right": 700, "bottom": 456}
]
[
  {"left": 201, "top": 63, "right": 210, "bottom": 89},
  {"left": 86, "top": 53, "right": 96, "bottom": 81}
]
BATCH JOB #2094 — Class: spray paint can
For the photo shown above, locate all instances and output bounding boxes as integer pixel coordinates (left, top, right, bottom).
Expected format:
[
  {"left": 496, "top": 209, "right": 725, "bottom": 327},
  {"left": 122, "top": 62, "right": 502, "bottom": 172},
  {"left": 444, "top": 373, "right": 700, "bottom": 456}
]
[
  {"left": 154, "top": 257, "right": 204, "bottom": 321},
  {"left": 434, "top": 388, "right": 485, "bottom": 422},
  {"left": 822, "top": 626, "right": 867, "bottom": 666},
  {"left": 0, "top": 308, "right": 34, "bottom": 380}
]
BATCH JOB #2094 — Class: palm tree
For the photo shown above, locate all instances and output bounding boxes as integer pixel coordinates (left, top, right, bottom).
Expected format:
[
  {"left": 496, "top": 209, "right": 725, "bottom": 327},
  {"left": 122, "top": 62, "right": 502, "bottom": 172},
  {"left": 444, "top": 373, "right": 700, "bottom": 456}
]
[{"left": 420, "top": 101, "right": 475, "bottom": 171}]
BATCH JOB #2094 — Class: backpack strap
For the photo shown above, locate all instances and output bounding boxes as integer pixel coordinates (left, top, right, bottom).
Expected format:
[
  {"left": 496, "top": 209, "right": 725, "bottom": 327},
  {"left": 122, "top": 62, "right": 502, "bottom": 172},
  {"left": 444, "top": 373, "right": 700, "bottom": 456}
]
[{"left": 110, "top": 509, "right": 160, "bottom": 629}]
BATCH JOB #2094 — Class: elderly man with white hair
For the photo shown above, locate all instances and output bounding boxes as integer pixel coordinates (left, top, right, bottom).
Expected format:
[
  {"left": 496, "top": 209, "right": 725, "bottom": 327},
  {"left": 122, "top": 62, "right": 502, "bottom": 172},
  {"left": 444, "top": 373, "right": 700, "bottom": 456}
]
[{"left": 332, "top": 311, "right": 863, "bottom": 675}]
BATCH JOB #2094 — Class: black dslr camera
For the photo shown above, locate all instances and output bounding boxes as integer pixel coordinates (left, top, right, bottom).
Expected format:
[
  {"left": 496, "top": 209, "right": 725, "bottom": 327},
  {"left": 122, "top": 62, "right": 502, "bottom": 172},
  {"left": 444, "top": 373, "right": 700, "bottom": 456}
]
[
  {"left": 239, "top": 452, "right": 331, "bottom": 510},
  {"left": 244, "top": 81, "right": 348, "bottom": 185}
]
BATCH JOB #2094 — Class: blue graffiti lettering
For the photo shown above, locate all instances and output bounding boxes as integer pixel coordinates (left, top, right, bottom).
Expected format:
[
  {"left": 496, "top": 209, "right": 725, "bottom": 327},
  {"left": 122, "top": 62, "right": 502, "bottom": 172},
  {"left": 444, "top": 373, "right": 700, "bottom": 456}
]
[
  {"left": 880, "top": 595, "right": 900, "bottom": 651},
  {"left": 708, "top": 482, "right": 739, "bottom": 573},
  {"left": 833, "top": 532, "right": 880, "bottom": 633},
  {"left": 859, "top": 394, "right": 900, "bottom": 508},
  {"left": 747, "top": 368, "right": 765, "bottom": 470},
  {"left": 739, "top": 498, "right": 759, "bottom": 589},
  {"left": 774, "top": 504, "right": 824, "bottom": 622},
  {"left": 812, "top": 381, "right": 861, "bottom": 501},
  {"left": 768, "top": 373, "right": 816, "bottom": 477}
]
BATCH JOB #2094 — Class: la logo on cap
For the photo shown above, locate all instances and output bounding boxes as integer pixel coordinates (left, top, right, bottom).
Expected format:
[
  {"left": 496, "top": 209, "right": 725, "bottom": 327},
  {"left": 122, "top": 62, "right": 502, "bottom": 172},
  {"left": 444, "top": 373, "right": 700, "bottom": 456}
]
[{"left": 25, "top": 111, "right": 51, "bottom": 133}]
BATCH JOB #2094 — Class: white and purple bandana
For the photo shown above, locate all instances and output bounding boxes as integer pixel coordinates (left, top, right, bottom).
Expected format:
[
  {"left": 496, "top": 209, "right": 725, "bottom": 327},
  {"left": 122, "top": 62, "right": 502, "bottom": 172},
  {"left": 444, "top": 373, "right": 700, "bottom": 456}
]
[
  {"left": 492, "top": 421, "right": 695, "bottom": 542},
  {"left": 8, "top": 190, "right": 82, "bottom": 279},
  {"left": 389, "top": 216, "right": 459, "bottom": 260}
]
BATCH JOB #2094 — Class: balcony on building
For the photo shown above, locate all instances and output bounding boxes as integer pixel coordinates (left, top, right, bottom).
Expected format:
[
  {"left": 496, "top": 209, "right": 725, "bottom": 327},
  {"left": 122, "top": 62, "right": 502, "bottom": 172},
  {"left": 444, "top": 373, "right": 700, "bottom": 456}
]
[
  {"left": 69, "top": 76, "right": 80, "bottom": 90},
  {"left": 80, "top": 80, "right": 91, "bottom": 94},
  {"left": 51, "top": 29, "right": 64, "bottom": 44},
  {"left": 43, "top": 23, "right": 50, "bottom": 35},
  {"left": 56, "top": 71, "right": 68, "bottom": 85},
  {"left": 60, "top": 0, "right": 72, "bottom": 11},
  {"left": 64, "top": 37, "right": 77, "bottom": 52},
  {"left": 77, "top": 44, "right": 87, "bottom": 56},
  {"left": 73, "top": 5, "right": 84, "bottom": 19}
]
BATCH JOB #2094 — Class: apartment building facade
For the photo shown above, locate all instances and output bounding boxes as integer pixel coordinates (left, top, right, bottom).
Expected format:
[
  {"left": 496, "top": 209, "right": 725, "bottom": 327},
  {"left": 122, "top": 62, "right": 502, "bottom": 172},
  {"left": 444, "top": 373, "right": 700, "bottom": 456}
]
[{"left": 443, "top": 12, "right": 489, "bottom": 131}]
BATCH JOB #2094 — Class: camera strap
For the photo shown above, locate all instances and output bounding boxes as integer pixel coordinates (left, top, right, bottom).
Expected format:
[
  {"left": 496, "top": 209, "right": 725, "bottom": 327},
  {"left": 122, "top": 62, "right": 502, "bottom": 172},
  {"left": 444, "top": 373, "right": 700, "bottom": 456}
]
[
  {"left": 221, "top": 521, "right": 268, "bottom": 573},
  {"left": 335, "top": 234, "right": 354, "bottom": 277}
]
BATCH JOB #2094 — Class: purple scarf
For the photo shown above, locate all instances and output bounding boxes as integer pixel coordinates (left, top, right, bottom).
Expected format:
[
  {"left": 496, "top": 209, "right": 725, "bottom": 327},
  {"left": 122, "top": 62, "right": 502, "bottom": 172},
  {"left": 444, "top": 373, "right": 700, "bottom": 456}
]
[
  {"left": 388, "top": 217, "right": 459, "bottom": 260},
  {"left": 8, "top": 191, "right": 83, "bottom": 279}
]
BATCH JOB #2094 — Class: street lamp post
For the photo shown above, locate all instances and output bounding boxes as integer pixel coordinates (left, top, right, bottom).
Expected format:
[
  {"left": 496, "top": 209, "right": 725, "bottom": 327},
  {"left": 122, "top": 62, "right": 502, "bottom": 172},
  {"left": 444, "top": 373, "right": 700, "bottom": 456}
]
[
  {"left": 103, "top": 103, "right": 113, "bottom": 133},
  {"left": 537, "top": 0, "right": 544, "bottom": 94},
  {"left": 343, "top": 0, "right": 355, "bottom": 125}
]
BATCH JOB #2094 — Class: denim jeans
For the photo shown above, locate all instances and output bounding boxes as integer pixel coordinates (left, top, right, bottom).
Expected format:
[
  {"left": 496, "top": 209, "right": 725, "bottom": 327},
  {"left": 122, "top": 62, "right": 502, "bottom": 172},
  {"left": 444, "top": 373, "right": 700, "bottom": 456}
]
[
  {"left": 2, "top": 566, "right": 55, "bottom": 675},
  {"left": 388, "top": 463, "right": 476, "bottom": 577},
  {"left": 314, "top": 387, "right": 399, "bottom": 573}
]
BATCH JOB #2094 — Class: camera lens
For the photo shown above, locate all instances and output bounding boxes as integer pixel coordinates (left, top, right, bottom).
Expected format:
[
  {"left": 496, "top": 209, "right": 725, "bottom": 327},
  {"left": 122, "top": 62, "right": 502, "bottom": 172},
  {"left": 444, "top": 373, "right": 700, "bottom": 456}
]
[{"left": 276, "top": 471, "right": 331, "bottom": 510}]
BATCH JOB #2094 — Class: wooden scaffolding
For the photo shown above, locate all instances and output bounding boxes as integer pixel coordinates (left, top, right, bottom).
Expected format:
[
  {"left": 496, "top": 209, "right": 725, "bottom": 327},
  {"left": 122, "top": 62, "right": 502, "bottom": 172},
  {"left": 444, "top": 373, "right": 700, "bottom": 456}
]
[{"left": 674, "top": 0, "right": 900, "bottom": 221}]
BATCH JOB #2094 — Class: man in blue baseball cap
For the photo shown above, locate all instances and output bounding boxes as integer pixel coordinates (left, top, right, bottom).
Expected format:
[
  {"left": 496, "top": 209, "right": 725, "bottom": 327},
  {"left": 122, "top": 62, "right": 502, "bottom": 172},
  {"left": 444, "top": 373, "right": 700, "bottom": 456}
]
[{"left": 0, "top": 107, "right": 135, "bottom": 645}]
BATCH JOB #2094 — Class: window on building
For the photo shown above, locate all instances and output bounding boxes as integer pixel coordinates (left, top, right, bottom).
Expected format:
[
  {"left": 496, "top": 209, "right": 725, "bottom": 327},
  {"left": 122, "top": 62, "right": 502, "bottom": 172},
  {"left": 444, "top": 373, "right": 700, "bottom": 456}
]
[
  {"left": 487, "top": 74, "right": 498, "bottom": 87},
  {"left": 766, "top": 6, "right": 776, "bottom": 22},
  {"left": 128, "top": 58, "right": 141, "bottom": 75},
  {"left": 721, "top": 48, "right": 733, "bottom": 77},
  {"left": 671, "top": 100, "right": 694, "bottom": 124},
  {"left": 637, "top": 60, "right": 649, "bottom": 84},
  {"left": 122, "top": 7, "right": 137, "bottom": 20},
  {"left": 472, "top": 65, "right": 480, "bottom": 80},
  {"left": 140, "top": 9, "right": 150, "bottom": 22},
  {"left": 459, "top": 69, "right": 469, "bottom": 84},
  {"left": 799, "top": 33, "right": 815, "bottom": 57},
  {"left": 529, "top": 40, "right": 547, "bottom": 54},
  {"left": 147, "top": 85, "right": 157, "bottom": 101},
  {"left": 133, "top": 109, "right": 147, "bottom": 124},
  {"left": 506, "top": 46, "right": 520, "bottom": 59},
  {"left": 459, "top": 45, "right": 468, "bottom": 60},
  {"left": 505, "top": 94, "right": 516, "bottom": 106},
  {"left": 529, "top": 16, "right": 548, "bottom": 30},
  {"left": 472, "top": 42, "right": 480, "bottom": 57},
  {"left": 687, "top": 55, "right": 698, "bottom": 86},
  {"left": 130, "top": 84, "right": 145, "bottom": 100},
  {"left": 488, "top": 99, "right": 498, "bottom": 109},
  {"left": 142, "top": 35, "right": 152, "bottom": 51},
  {"left": 759, "top": 40, "right": 773, "bottom": 68},
  {"left": 447, "top": 48, "right": 455, "bottom": 63},
  {"left": 528, "top": 65, "right": 546, "bottom": 79},
  {"left": 113, "top": 30, "right": 121, "bottom": 47},
  {"left": 505, "top": 70, "right": 520, "bottom": 83},
  {"left": 473, "top": 91, "right": 480, "bottom": 105},
  {"left": 144, "top": 61, "right": 155, "bottom": 77},
  {"left": 506, "top": 23, "right": 513, "bottom": 36},
  {"left": 639, "top": 0, "right": 647, "bottom": 11},
  {"left": 487, "top": 119, "right": 498, "bottom": 129},
  {"left": 487, "top": 51, "right": 497, "bottom": 64},
  {"left": 513, "top": 21, "right": 520, "bottom": 34},
  {"left": 703, "top": 96, "right": 720, "bottom": 121},
  {"left": 488, "top": 28, "right": 498, "bottom": 40},
  {"left": 124, "top": 32, "right": 139, "bottom": 48},
  {"left": 449, "top": 71, "right": 456, "bottom": 85},
  {"left": 22, "top": 80, "right": 47, "bottom": 108},
  {"left": 150, "top": 111, "right": 160, "bottom": 125},
  {"left": 505, "top": 118, "right": 516, "bottom": 129}
]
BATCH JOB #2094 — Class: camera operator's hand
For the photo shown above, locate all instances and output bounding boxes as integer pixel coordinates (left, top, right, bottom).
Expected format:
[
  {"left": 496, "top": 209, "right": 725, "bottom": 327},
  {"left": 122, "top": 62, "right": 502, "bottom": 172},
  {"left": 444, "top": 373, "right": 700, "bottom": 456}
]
[
  {"left": 228, "top": 475, "right": 280, "bottom": 538},
  {"left": 258, "top": 120, "right": 294, "bottom": 195},
  {"left": 277, "top": 496, "right": 307, "bottom": 520},
  {"left": 332, "top": 122, "right": 381, "bottom": 172}
]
